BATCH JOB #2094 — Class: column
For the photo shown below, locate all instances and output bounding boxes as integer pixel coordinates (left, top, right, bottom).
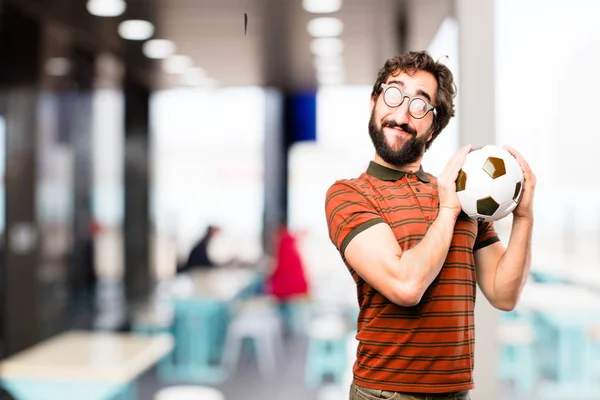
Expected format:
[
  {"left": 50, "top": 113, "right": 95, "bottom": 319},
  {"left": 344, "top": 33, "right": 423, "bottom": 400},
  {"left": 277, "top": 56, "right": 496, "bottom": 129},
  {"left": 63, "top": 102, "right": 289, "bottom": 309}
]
[
  {"left": 0, "top": 2, "right": 42, "bottom": 356},
  {"left": 123, "top": 74, "right": 151, "bottom": 306},
  {"left": 259, "top": 0, "right": 293, "bottom": 253},
  {"left": 405, "top": 0, "right": 453, "bottom": 52},
  {"left": 68, "top": 46, "right": 96, "bottom": 329}
]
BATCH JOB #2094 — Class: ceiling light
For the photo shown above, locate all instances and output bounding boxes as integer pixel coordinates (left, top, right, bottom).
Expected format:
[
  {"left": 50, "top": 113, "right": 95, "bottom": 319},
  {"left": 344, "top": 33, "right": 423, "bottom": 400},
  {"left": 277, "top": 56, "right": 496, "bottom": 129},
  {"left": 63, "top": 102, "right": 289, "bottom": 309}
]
[
  {"left": 310, "top": 38, "right": 344, "bottom": 57},
  {"left": 163, "top": 55, "right": 193, "bottom": 74},
  {"left": 303, "top": 0, "right": 342, "bottom": 13},
  {"left": 316, "top": 64, "right": 344, "bottom": 74},
  {"left": 195, "top": 77, "right": 219, "bottom": 89},
  {"left": 179, "top": 70, "right": 218, "bottom": 88},
  {"left": 86, "top": 0, "right": 126, "bottom": 17},
  {"left": 317, "top": 69, "right": 345, "bottom": 82},
  {"left": 143, "top": 39, "right": 176, "bottom": 59},
  {"left": 118, "top": 20, "right": 155, "bottom": 41},
  {"left": 318, "top": 77, "right": 344, "bottom": 86},
  {"left": 313, "top": 56, "right": 344, "bottom": 71},
  {"left": 317, "top": 72, "right": 344, "bottom": 86},
  {"left": 45, "top": 57, "right": 71, "bottom": 77},
  {"left": 307, "top": 17, "right": 343, "bottom": 37},
  {"left": 180, "top": 67, "right": 208, "bottom": 86},
  {"left": 187, "top": 67, "right": 207, "bottom": 79},
  {"left": 180, "top": 75, "right": 217, "bottom": 88}
]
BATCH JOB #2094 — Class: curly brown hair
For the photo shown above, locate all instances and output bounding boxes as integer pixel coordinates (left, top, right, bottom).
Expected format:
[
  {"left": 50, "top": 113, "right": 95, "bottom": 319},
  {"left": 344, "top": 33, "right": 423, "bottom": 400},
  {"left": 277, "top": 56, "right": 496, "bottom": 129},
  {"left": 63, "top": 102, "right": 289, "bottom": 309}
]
[{"left": 371, "top": 51, "right": 456, "bottom": 150}]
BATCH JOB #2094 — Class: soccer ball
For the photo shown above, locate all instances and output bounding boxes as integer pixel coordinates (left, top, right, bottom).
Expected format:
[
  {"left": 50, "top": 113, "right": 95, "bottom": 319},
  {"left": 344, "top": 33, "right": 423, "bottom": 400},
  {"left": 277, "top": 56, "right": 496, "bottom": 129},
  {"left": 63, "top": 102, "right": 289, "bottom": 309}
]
[{"left": 455, "top": 145, "right": 524, "bottom": 222}]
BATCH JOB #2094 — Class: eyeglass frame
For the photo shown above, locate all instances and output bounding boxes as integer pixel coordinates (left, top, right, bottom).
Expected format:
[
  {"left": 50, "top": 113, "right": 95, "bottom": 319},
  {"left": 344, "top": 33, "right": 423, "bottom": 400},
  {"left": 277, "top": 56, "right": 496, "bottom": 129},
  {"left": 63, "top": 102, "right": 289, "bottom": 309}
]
[{"left": 380, "top": 83, "right": 437, "bottom": 119}]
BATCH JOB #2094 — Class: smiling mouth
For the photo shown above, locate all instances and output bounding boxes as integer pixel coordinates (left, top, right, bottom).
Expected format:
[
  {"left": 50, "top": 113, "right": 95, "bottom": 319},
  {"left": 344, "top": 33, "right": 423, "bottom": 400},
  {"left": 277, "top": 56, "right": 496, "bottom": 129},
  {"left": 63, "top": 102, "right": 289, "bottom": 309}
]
[{"left": 384, "top": 126, "right": 412, "bottom": 137}]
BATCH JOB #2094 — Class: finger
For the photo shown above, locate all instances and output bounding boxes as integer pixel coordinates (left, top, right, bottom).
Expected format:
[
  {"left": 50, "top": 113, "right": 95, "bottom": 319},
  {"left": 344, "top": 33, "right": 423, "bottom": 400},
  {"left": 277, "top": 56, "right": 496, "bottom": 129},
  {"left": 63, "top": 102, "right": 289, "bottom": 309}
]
[
  {"left": 440, "top": 145, "right": 469, "bottom": 177},
  {"left": 450, "top": 144, "right": 472, "bottom": 171},
  {"left": 440, "top": 144, "right": 472, "bottom": 183},
  {"left": 457, "top": 144, "right": 472, "bottom": 157},
  {"left": 505, "top": 147, "right": 536, "bottom": 194},
  {"left": 503, "top": 144, "right": 533, "bottom": 174}
]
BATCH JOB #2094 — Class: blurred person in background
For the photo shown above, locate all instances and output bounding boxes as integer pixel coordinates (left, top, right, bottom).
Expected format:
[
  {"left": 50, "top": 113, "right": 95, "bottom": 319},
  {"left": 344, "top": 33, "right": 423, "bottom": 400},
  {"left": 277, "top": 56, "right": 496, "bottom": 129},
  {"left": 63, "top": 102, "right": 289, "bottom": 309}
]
[
  {"left": 263, "top": 224, "right": 309, "bottom": 335},
  {"left": 325, "top": 51, "right": 536, "bottom": 400},
  {"left": 177, "top": 224, "right": 258, "bottom": 275},
  {"left": 177, "top": 224, "right": 221, "bottom": 272},
  {"left": 265, "top": 224, "right": 309, "bottom": 299}
]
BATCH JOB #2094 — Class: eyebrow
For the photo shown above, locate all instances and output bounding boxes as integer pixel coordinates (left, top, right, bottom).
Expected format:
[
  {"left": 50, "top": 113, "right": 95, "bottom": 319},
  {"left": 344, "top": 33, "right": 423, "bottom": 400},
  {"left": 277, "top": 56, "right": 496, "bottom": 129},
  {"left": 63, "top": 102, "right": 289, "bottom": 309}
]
[{"left": 387, "top": 80, "right": 433, "bottom": 103}]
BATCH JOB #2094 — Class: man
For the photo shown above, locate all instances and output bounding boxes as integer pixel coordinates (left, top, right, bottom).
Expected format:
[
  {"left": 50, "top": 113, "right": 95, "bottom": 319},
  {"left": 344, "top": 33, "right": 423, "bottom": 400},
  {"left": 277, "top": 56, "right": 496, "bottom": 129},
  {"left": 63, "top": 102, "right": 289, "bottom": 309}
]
[
  {"left": 324, "top": 51, "right": 535, "bottom": 399},
  {"left": 179, "top": 225, "right": 221, "bottom": 272}
]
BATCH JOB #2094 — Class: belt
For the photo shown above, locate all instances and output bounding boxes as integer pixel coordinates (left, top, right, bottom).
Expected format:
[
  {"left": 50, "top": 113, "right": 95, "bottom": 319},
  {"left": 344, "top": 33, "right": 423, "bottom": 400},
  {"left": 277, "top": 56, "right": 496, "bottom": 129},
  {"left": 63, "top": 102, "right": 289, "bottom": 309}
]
[{"left": 354, "top": 382, "right": 467, "bottom": 399}]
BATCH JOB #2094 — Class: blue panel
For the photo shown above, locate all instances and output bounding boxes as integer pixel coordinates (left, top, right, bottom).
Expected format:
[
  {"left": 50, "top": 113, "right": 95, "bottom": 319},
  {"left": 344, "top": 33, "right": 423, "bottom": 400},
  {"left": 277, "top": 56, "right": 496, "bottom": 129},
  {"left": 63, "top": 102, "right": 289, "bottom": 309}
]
[{"left": 288, "top": 92, "right": 316, "bottom": 143}]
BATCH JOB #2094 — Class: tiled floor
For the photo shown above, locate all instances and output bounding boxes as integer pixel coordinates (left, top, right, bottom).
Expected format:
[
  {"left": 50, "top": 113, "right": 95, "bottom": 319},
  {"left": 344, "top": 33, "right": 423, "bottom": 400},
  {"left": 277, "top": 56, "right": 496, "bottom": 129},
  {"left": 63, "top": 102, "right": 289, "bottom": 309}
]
[
  {"left": 138, "top": 334, "right": 319, "bottom": 400},
  {"left": 137, "top": 350, "right": 599, "bottom": 400},
  {"left": 134, "top": 335, "right": 571, "bottom": 400}
]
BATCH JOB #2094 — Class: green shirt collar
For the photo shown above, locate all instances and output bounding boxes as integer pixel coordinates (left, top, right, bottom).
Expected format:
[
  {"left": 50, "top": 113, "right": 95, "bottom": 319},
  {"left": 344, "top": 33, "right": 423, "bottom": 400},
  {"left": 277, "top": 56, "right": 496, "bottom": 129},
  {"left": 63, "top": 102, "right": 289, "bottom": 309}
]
[{"left": 366, "top": 161, "right": 430, "bottom": 183}]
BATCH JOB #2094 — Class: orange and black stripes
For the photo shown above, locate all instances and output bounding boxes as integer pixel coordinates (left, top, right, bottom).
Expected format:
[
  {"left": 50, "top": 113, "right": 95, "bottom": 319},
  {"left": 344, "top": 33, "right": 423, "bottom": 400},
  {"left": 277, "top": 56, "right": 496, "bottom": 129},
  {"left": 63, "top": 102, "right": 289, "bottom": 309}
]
[{"left": 324, "top": 161, "right": 499, "bottom": 394}]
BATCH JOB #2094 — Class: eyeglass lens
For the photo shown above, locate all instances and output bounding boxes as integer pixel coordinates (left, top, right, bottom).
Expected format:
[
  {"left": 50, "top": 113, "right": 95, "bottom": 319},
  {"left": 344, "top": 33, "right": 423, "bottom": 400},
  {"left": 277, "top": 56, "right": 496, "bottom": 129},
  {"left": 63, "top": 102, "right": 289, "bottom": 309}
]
[{"left": 384, "top": 87, "right": 428, "bottom": 118}]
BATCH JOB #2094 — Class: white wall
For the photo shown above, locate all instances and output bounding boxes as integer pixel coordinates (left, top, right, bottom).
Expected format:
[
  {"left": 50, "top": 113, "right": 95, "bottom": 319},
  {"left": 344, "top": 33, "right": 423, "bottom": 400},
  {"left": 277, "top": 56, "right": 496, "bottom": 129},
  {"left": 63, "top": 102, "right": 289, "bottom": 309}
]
[
  {"left": 151, "top": 87, "right": 266, "bottom": 274},
  {"left": 494, "top": 0, "right": 600, "bottom": 266}
]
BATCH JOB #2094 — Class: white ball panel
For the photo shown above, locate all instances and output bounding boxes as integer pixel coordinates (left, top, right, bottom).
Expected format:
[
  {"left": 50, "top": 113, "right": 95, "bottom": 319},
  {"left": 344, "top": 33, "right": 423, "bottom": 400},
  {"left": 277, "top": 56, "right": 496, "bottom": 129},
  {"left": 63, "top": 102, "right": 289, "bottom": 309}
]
[
  {"left": 457, "top": 190, "right": 478, "bottom": 215},
  {"left": 502, "top": 154, "right": 523, "bottom": 181},
  {"left": 490, "top": 174, "right": 518, "bottom": 204},
  {"left": 462, "top": 148, "right": 488, "bottom": 172},
  {"left": 492, "top": 200, "right": 518, "bottom": 221},
  {"left": 462, "top": 166, "right": 493, "bottom": 200},
  {"left": 482, "top": 144, "right": 507, "bottom": 159},
  {"left": 466, "top": 212, "right": 481, "bottom": 221}
]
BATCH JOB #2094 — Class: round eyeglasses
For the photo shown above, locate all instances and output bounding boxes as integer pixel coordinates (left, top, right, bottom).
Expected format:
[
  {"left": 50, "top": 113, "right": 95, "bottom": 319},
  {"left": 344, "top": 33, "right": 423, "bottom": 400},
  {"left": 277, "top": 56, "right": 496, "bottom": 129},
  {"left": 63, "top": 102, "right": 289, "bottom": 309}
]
[{"left": 380, "top": 83, "right": 437, "bottom": 119}]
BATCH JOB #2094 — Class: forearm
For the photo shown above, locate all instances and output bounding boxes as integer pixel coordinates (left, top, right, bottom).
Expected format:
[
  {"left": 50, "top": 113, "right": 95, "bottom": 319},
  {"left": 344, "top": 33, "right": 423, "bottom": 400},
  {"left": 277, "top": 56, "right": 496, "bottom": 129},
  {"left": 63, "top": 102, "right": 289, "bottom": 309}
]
[
  {"left": 394, "top": 209, "right": 457, "bottom": 303},
  {"left": 493, "top": 216, "right": 534, "bottom": 307}
]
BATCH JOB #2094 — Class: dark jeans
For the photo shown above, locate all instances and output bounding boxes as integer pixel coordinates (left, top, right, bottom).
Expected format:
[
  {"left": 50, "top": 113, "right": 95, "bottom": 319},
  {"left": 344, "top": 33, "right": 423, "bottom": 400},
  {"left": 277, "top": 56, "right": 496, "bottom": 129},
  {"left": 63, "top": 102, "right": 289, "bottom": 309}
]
[{"left": 350, "top": 382, "right": 471, "bottom": 400}]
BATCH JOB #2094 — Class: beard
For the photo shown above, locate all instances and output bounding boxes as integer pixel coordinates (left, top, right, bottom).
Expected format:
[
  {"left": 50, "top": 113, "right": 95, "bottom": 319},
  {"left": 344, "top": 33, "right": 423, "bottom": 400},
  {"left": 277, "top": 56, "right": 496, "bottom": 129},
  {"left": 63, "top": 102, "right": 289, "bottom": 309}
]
[{"left": 368, "top": 113, "right": 428, "bottom": 167}]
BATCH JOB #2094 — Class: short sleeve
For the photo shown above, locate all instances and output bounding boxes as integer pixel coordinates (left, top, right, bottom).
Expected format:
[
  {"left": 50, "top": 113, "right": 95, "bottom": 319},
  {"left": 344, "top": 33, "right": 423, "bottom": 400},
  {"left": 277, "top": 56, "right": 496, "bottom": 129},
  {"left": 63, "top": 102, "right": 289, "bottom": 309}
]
[
  {"left": 325, "top": 181, "right": 385, "bottom": 257},
  {"left": 474, "top": 220, "right": 500, "bottom": 251}
]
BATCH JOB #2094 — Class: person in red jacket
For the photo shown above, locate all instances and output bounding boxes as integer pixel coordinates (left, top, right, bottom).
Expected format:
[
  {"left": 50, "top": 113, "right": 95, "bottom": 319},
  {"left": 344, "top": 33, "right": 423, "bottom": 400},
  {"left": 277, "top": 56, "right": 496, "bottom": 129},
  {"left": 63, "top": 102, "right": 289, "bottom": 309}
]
[{"left": 264, "top": 224, "right": 310, "bottom": 334}]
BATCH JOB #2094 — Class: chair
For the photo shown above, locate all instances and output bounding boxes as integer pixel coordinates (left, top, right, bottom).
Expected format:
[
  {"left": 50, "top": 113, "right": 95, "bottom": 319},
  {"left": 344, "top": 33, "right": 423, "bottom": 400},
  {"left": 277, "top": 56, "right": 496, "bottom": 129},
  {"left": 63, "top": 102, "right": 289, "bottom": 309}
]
[
  {"left": 498, "top": 312, "right": 537, "bottom": 395},
  {"left": 277, "top": 295, "right": 311, "bottom": 336},
  {"left": 588, "top": 324, "right": 600, "bottom": 382},
  {"left": 304, "top": 314, "right": 349, "bottom": 388},
  {"left": 222, "top": 296, "right": 284, "bottom": 379},
  {"left": 131, "top": 306, "right": 174, "bottom": 335},
  {"left": 154, "top": 385, "right": 225, "bottom": 400},
  {"left": 158, "top": 298, "right": 228, "bottom": 383}
]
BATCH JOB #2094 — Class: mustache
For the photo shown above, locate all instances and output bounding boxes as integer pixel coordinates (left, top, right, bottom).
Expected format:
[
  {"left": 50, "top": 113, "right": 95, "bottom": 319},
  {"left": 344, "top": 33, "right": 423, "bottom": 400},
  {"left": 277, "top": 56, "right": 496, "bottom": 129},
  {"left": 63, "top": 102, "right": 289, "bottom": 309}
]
[{"left": 381, "top": 120, "right": 417, "bottom": 135}]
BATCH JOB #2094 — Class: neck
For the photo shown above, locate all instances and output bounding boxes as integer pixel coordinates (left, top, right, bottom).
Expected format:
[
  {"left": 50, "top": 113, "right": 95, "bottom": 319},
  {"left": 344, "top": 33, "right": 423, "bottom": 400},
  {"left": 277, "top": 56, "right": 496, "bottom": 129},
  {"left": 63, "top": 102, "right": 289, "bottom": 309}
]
[{"left": 374, "top": 154, "right": 422, "bottom": 173}]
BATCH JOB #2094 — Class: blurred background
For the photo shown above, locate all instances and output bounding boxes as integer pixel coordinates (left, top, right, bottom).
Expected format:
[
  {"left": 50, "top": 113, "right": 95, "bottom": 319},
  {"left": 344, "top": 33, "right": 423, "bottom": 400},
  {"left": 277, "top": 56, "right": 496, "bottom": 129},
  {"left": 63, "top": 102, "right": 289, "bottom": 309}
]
[{"left": 0, "top": 0, "right": 598, "bottom": 399}]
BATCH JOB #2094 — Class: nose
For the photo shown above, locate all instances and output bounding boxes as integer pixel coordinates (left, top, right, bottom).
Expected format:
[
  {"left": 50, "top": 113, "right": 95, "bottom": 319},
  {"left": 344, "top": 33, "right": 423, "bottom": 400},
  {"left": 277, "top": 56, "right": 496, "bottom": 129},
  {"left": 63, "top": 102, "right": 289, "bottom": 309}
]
[{"left": 389, "top": 96, "right": 411, "bottom": 124}]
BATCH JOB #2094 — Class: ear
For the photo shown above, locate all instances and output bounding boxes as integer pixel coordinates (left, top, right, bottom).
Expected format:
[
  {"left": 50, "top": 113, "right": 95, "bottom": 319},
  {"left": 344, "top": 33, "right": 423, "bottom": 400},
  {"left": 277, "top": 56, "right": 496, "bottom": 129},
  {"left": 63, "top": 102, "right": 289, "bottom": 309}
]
[
  {"left": 426, "top": 129, "right": 434, "bottom": 142},
  {"left": 369, "top": 95, "right": 376, "bottom": 114}
]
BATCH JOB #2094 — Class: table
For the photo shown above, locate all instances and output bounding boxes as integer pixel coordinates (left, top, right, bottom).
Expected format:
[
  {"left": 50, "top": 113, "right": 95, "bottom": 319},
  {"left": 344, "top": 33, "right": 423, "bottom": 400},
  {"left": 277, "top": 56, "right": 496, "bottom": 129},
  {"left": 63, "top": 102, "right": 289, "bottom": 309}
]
[
  {"left": 518, "top": 282, "right": 600, "bottom": 313},
  {"left": 0, "top": 331, "right": 174, "bottom": 400},
  {"left": 160, "top": 267, "right": 258, "bottom": 383},
  {"left": 531, "top": 263, "right": 600, "bottom": 290},
  {"left": 179, "top": 267, "right": 256, "bottom": 301}
]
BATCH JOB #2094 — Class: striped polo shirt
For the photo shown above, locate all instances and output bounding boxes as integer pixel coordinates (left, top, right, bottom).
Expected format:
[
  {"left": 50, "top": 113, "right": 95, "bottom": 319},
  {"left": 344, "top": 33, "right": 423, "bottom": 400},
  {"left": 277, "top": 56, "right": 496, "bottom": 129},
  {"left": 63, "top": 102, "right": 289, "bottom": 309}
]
[{"left": 325, "top": 161, "right": 499, "bottom": 393}]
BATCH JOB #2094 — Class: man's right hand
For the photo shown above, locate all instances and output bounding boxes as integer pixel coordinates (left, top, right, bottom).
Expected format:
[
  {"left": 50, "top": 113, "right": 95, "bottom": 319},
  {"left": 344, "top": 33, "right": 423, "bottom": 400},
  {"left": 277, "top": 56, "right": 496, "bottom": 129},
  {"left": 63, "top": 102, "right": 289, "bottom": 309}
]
[{"left": 437, "top": 144, "right": 472, "bottom": 218}]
